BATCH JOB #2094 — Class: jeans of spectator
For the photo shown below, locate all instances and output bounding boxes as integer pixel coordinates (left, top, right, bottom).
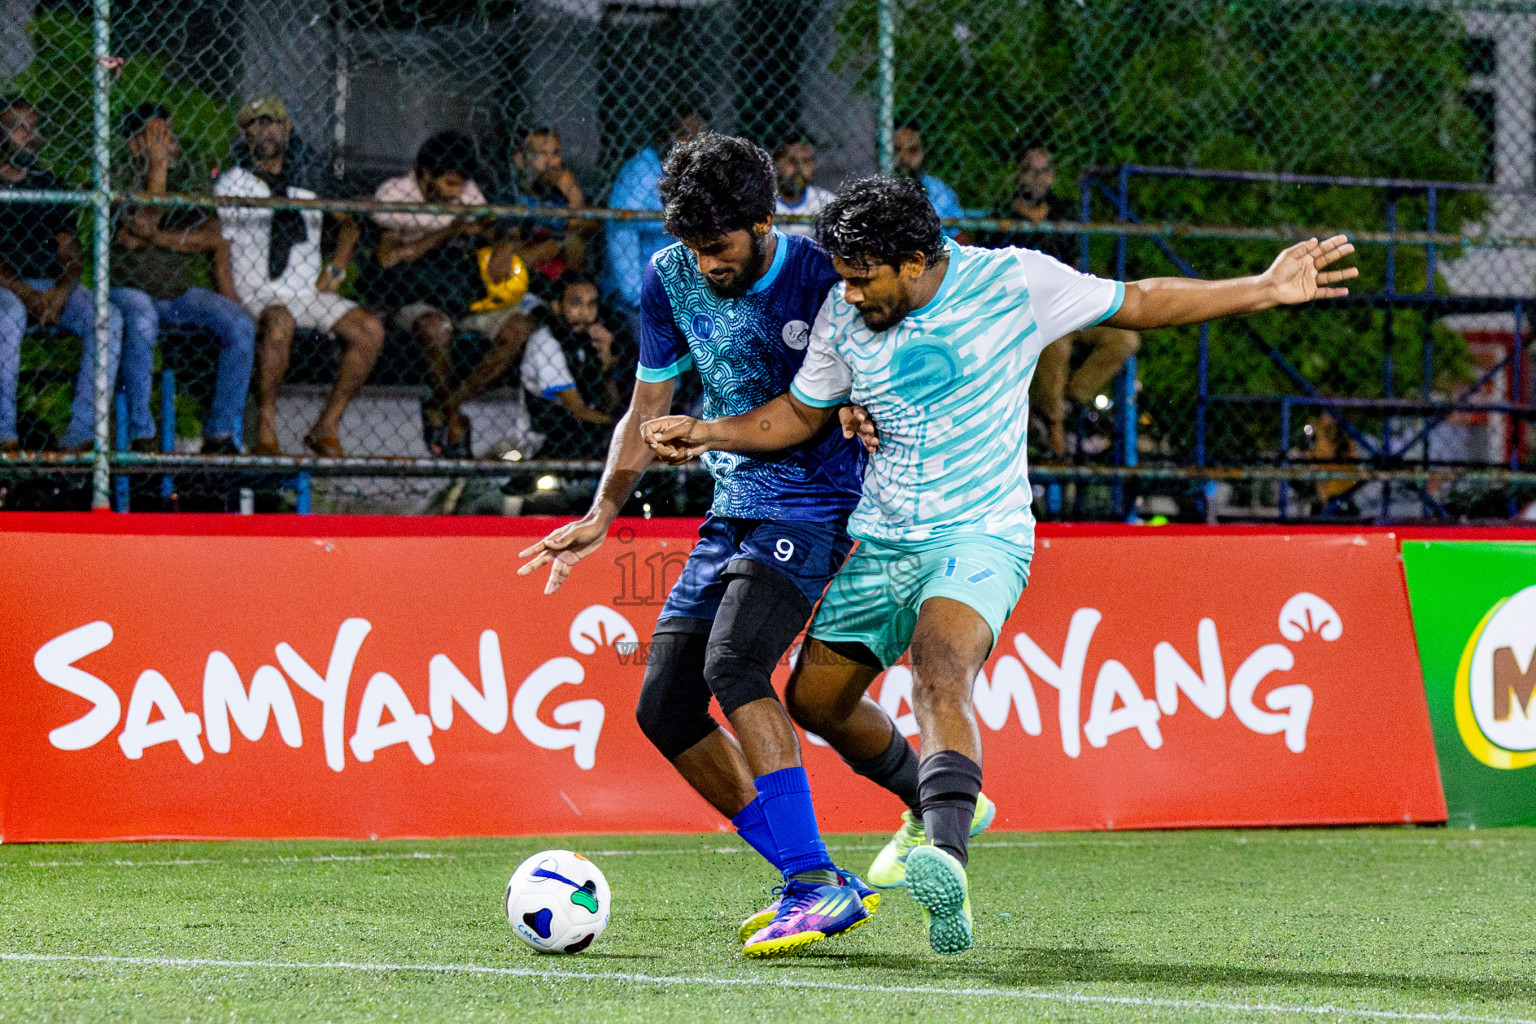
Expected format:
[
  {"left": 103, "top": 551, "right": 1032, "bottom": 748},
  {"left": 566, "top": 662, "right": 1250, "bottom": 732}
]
[
  {"left": 0, "top": 280, "right": 123, "bottom": 448},
  {"left": 111, "top": 286, "right": 256, "bottom": 445}
]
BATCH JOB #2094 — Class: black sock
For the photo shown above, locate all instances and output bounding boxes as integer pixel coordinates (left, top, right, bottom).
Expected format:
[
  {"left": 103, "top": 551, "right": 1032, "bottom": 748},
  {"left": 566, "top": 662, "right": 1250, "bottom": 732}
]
[
  {"left": 843, "top": 725, "right": 922, "bottom": 814},
  {"left": 918, "top": 750, "right": 983, "bottom": 867}
]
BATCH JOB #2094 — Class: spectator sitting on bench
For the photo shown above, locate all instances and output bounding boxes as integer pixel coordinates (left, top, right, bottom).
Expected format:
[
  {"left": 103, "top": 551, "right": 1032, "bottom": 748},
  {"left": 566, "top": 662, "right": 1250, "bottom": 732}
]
[
  {"left": 110, "top": 103, "right": 255, "bottom": 456},
  {"left": 0, "top": 95, "right": 122, "bottom": 453},
  {"left": 526, "top": 274, "right": 628, "bottom": 457},
  {"left": 893, "top": 123, "right": 966, "bottom": 241},
  {"left": 982, "top": 143, "right": 1140, "bottom": 459},
  {"left": 372, "top": 131, "right": 535, "bottom": 458},
  {"left": 773, "top": 135, "right": 834, "bottom": 237},
  {"left": 498, "top": 127, "right": 596, "bottom": 287},
  {"left": 215, "top": 95, "right": 383, "bottom": 458}
]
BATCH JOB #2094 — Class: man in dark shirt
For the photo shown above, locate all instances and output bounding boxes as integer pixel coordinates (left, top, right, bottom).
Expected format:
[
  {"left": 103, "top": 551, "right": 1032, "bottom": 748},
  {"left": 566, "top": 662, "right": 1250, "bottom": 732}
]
[
  {"left": 0, "top": 96, "right": 123, "bottom": 452},
  {"left": 110, "top": 103, "right": 255, "bottom": 454},
  {"left": 525, "top": 275, "right": 630, "bottom": 456},
  {"left": 982, "top": 144, "right": 1139, "bottom": 457}
]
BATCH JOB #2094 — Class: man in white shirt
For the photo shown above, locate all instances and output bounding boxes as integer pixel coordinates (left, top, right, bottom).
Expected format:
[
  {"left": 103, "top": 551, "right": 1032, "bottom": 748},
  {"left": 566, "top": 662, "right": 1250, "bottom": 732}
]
[
  {"left": 643, "top": 175, "right": 1357, "bottom": 955},
  {"left": 773, "top": 138, "right": 834, "bottom": 237},
  {"left": 215, "top": 95, "right": 384, "bottom": 458}
]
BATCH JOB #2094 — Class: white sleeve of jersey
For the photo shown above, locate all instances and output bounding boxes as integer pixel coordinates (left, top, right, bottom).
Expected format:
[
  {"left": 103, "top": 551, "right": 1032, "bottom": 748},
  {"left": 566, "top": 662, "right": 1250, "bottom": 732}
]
[
  {"left": 1013, "top": 247, "right": 1125, "bottom": 349},
  {"left": 521, "top": 326, "right": 576, "bottom": 399},
  {"left": 789, "top": 292, "right": 854, "bottom": 408}
]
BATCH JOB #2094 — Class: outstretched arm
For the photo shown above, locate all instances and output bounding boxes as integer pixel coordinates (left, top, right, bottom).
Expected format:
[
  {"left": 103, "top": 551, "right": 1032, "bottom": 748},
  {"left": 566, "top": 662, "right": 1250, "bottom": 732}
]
[
  {"left": 642, "top": 392, "right": 834, "bottom": 463},
  {"left": 1107, "top": 235, "right": 1357, "bottom": 331},
  {"left": 517, "top": 377, "right": 674, "bottom": 593}
]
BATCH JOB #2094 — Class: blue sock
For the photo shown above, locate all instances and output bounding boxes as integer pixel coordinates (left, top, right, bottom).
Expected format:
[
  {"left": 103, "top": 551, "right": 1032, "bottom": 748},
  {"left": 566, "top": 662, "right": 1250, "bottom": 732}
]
[
  {"left": 755, "top": 767, "right": 836, "bottom": 880},
  {"left": 731, "top": 798, "right": 782, "bottom": 871}
]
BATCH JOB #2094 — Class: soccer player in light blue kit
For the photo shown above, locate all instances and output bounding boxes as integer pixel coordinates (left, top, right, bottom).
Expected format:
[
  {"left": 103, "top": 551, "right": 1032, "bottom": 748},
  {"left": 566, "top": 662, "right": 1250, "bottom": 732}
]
[
  {"left": 644, "top": 176, "right": 1357, "bottom": 954},
  {"left": 520, "top": 135, "right": 895, "bottom": 957}
]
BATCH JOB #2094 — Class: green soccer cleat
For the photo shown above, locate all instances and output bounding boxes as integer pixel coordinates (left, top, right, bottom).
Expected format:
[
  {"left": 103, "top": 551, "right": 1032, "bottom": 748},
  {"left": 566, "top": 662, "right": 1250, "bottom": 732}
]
[
  {"left": 905, "top": 845, "right": 973, "bottom": 955},
  {"left": 866, "top": 792, "right": 996, "bottom": 889}
]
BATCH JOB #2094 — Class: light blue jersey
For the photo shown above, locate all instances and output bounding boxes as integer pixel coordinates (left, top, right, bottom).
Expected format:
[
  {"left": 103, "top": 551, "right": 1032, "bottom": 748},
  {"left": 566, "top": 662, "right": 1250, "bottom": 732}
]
[{"left": 790, "top": 242, "right": 1123, "bottom": 550}]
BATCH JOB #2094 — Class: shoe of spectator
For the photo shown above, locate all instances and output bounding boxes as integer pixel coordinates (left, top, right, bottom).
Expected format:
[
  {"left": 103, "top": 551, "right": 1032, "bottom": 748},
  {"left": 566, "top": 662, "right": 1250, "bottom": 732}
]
[
  {"left": 420, "top": 400, "right": 449, "bottom": 457},
  {"left": 443, "top": 415, "right": 473, "bottom": 460},
  {"left": 201, "top": 436, "right": 240, "bottom": 456},
  {"left": 250, "top": 438, "right": 284, "bottom": 457},
  {"left": 128, "top": 438, "right": 159, "bottom": 455},
  {"left": 304, "top": 434, "right": 346, "bottom": 459},
  {"left": 0, "top": 439, "right": 18, "bottom": 454}
]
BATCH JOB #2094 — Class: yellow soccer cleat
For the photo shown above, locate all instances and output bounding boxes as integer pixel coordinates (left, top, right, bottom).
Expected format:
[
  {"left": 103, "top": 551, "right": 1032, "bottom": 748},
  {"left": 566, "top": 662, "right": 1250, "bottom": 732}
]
[{"left": 867, "top": 792, "right": 995, "bottom": 888}]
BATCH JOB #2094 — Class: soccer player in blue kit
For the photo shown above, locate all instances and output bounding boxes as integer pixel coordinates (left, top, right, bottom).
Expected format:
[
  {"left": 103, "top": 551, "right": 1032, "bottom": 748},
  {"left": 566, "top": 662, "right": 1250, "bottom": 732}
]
[
  {"left": 644, "top": 176, "right": 1357, "bottom": 954},
  {"left": 519, "top": 134, "right": 975, "bottom": 957}
]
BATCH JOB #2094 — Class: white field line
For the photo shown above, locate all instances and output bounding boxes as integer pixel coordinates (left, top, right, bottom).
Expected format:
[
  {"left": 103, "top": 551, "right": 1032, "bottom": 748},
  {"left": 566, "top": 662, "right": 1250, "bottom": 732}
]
[
  {"left": 0, "top": 951, "right": 1528, "bottom": 1024},
  {"left": 2, "top": 833, "right": 1524, "bottom": 871}
]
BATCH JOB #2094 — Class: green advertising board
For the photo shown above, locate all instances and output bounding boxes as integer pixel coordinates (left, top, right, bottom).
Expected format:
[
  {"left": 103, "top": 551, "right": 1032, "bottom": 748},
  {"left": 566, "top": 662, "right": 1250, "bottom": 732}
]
[{"left": 1401, "top": 541, "right": 1536, "bottom": 827}]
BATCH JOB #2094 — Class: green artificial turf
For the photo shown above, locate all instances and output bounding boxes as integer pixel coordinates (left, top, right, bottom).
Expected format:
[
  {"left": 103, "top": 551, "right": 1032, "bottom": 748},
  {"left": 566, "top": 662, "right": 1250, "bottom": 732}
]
[{"left": 0, "top": 829, "right": 1533, "bottom": 1022}]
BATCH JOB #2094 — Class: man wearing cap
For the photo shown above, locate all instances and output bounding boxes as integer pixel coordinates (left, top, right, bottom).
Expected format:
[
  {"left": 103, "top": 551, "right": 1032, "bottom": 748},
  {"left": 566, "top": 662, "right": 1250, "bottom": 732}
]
[
  {"left": 111, "top": 102, "right": 255, "bottom": 455},
  {"left": 215, "top": 95, "right": 384, "bottom": 458}
]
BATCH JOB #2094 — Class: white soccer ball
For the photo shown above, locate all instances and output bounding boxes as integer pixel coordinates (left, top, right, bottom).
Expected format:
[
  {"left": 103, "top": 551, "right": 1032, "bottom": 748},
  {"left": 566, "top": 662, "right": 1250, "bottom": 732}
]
[{"left": 505, "top": 849, "right": 611, "bottom": 954}]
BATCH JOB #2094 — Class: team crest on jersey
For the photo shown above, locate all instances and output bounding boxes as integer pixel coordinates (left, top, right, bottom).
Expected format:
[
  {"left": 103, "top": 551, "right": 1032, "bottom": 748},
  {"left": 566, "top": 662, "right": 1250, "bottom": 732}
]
[
  {"left": 782, "top": 320, "right": 810, "bottom": 350},
  {"left": 691, "top": 313, "right": 715, "bottom": 340}
]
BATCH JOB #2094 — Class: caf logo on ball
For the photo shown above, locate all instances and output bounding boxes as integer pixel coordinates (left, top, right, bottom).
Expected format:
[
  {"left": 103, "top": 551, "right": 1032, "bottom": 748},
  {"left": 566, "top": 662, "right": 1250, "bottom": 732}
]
[{"left": 1455, "top": 584, "right": 1536, "bottom": 769}]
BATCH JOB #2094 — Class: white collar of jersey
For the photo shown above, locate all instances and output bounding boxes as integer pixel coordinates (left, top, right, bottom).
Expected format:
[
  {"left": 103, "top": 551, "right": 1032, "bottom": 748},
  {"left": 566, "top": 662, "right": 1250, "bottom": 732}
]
[{"left": 746, "top": 228, "right": 790, "bottom": 296}]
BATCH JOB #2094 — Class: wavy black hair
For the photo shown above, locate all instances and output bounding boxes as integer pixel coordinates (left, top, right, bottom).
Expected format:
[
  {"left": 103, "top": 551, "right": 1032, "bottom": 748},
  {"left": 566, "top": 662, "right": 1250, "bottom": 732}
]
[
  {"left": 815, "top": 175, "right": 946, "bottom": 269},
  {"left": 415, "top": 131, "right": 480, "bottom": 180},
  {"left": 659, "top": 132, "right": 776, "bottom": 242}
]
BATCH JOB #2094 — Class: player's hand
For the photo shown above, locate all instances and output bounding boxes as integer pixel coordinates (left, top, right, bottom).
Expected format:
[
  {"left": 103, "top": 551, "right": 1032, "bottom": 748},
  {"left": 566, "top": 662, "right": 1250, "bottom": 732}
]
[
  {"left": 1264, "top": 235, "right": 1357, "bottom": 306},
  {"left": 641, "top": 415, "right": 710, "bottom": 464},
  {"left": 517, "top": 515, "right": 608, "bottom": 595},
  {"left": 839, "top": 404, "right": 880, "bottom": 453}
]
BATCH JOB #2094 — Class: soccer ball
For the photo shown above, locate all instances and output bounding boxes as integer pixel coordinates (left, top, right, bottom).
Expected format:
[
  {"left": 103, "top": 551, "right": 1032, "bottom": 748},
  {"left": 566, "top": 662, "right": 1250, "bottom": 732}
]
[{"left": 505, "top": 850, "right": 611, "bottom": 954}]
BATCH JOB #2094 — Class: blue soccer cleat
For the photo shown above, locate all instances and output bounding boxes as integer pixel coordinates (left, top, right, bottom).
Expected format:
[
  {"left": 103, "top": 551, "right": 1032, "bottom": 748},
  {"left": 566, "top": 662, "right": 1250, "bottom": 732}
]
[
  {"left": 737, "top": 868, "right": 881, "bottom": 943},
  {"left": 742, "top": 878, "right": 870, "bottom": 958}
]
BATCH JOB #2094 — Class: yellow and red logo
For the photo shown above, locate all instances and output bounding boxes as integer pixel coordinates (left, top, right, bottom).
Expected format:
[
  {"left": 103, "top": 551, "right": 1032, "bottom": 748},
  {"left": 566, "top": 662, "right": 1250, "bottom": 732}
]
[{"left": 1455, "top": 585, "right": 1536, "bottom": 770}]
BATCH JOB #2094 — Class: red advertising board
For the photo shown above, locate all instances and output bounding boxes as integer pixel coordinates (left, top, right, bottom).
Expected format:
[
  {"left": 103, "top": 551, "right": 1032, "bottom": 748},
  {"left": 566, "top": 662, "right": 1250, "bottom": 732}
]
[{"left": 0, "top": 515, "right": 1446, "bottom": 841}]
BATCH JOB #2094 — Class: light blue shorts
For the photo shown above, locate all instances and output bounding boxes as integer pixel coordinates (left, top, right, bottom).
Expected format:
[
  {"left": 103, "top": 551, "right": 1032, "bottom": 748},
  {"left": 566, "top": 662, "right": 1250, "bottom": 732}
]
[{"left": 808, "top": 533, "right": 1032, "bottom": 669}]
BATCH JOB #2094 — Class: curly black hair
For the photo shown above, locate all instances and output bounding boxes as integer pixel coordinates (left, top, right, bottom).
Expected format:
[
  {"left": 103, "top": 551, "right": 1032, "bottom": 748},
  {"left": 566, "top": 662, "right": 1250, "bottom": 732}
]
[
  {"left": 659, "top": 132, "right": 776, "bottom": 243},
  {"left": 815, "top": 175, "right": 946, "bottom": 270},
  {"left": 415, "top": 131, "right": 481, "bottom": 180}
]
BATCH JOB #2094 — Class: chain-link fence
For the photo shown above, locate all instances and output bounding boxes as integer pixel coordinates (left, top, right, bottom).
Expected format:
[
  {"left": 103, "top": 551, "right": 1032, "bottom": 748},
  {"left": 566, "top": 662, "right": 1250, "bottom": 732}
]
[{"left": 2, "top": 0, "right": 1535, "bottom": 520}]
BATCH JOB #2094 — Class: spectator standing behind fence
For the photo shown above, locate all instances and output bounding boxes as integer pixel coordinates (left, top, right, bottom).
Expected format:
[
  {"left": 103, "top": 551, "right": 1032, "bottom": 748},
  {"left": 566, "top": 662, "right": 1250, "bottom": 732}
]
[
  {"left": 982, "top": 144, "right": 1140, "bottom": 459},
  {"left": 110, "top": 103, "right": 255, "bottom": 456},
  {"left": 602, "top": 110, "right": 706, "bottom": 337},
  {"left": 773, "top": 137, "right": 833, "bottom": 237},
  {"left": 893, "top": 123, "right": 965, "bottom": 240},
  {"left": 371, "top": 131, "right": 536, "bottom": 459},
  {"left": 525, "top": 275, "right": 630, "bottom": 457},
  {"left": 214, "top": 95, "right": 383, "bottom": 458},
  {"left": 499, "top": 128, "right": 596, "bottom": 287},
  {"left": 0, "top": 96, "right": 122, "bottom": 453}
]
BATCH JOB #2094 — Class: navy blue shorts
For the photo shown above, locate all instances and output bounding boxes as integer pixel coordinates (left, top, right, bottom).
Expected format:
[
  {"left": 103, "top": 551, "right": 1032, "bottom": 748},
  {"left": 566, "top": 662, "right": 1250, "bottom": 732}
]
[{"left": 657, "top": 514, "right": 855, "bottom": 627}]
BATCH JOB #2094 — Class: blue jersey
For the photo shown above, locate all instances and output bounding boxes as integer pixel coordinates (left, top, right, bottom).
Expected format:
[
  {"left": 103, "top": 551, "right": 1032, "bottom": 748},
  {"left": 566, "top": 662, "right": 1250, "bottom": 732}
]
[{"left": 638, "top": 230, "right": 864, "bottom": 521}]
